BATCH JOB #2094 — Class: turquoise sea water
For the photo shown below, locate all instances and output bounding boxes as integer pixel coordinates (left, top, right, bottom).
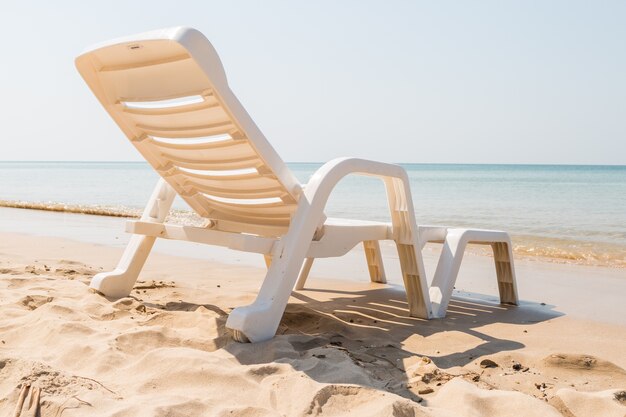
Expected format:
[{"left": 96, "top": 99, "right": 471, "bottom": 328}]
[{"left": 0, "top": 162, "right": 625, "bottom": 267}]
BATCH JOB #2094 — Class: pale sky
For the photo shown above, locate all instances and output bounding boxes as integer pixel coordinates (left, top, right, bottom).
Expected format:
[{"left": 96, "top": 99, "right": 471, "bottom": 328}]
[{"left": 1, "top": 1, "right": 624, "bottom": 164}]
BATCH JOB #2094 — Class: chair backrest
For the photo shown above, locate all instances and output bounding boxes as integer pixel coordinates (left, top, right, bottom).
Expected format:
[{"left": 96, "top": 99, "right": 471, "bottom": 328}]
[{"left": 76, "top": 27, "right": 303, "bottom": 237}]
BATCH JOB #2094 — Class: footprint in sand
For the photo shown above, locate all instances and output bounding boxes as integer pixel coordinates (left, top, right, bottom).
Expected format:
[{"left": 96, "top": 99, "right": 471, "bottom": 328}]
[
  {"left": 246, "top": 365, "right": 283, "bottom": 382},
  {"left": 111, "top": 297, "right": 141, "bottom": 311},
  {"left": 306, "top": 384, "right": 420, "bottom": 417},
  {"left": 0, "top": 267, "right": 25, "bottom": 276},
  {"left": 19, "top": 295, "right": 54, "bottom": 311},
  {"left": 24, "top": 265, "right": 47, "bottom": 276},
  {"left": 134, "top": 280, "right": 176, "bottom": 290},
  {"left": 53, "top": 260, "right": 98, "bottom": 278},
  {"left": 543, "top": 353, "right": 626, "bottom": 376}
]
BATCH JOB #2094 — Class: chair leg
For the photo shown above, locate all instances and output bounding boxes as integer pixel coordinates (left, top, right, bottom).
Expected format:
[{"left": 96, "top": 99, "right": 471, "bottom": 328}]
[
  {"left": 491, "top": 242, "right": 519, "bottom": 305},
  {"left": 90, "top": 179, "right": 176, "bottom": 298},
  {"left": 428, "top": 230, "right": 468, "bottom": 318},
  {"left": 385, "top": 177, "right": 432, "bottom": 319},
  {"left": 294, "top": 258, "right": 314, "bottom": 290},
  {"left": 90, "top": 235, "right": 158, "bottom": 298},
  {"left": 227, "top": 248, "right": 315, "bottom": 342},
  {"left": 429, "top": 230, "right": 519, "bottom": 318},
  {"left": 396, "top": 242, "right": 432, "bottom": 318},
  {"left": 226, "top": 198, "right": 324, "bottom": 342},
  {"left": 363, "top": 240, "right": 386, "bottom": 283}
]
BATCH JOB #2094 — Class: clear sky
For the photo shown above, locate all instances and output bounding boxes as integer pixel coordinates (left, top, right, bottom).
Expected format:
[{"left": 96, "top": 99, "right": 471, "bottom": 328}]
[{"left": 1, "top": 1, "right": 624, "bottom": 164}]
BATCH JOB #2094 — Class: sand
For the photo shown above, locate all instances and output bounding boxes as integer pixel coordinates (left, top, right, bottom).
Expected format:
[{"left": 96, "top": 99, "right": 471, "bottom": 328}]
[{"left": 0, "top": 228, "right": 625, "bottom": 416}]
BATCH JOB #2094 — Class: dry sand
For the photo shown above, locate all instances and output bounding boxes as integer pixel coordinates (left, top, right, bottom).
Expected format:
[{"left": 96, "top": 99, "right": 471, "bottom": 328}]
[{"left": 0, "top": 231, "right": 625, "bottom": 417}]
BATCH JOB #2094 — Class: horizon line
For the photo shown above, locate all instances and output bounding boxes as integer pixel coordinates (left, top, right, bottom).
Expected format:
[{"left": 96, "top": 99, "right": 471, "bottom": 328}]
[{"left": 1, "top": 160, "right": 625, "bottom": 167}]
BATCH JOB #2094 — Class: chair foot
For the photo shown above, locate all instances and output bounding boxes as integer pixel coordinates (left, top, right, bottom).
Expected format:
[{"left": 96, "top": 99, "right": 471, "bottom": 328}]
[
  {"left": 90, "top": 268, "right": 138, "bottom": 298},
  {"left": 226, "top": 301, "right": 284, "bottom": 343},
  {"left": 230, "top": 329, "right": 251, "bottom": 343},
  {"left": 90, "top": 234, "right": 157, "bottom": 298}
]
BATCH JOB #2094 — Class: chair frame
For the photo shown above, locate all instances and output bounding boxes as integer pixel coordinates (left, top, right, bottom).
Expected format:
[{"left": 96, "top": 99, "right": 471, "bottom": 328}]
[{"left": 77, "top": 27, "right": 518, "bottom": 342}]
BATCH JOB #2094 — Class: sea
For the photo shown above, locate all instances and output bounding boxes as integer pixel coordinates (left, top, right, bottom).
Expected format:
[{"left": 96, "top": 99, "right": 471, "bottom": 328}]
[{"left": 0, "top": 162, "right": 624, "bottom": 268}]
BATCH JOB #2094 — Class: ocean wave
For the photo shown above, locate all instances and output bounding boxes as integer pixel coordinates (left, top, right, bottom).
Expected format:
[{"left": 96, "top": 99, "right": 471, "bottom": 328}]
[
  {"left": 0, "top": 200, "right": 140, "bottom": 218},
  {"left": 2, "top": 200, "right": 624, "bottom": 268},
  {"left": 511, "top": 235, "right": 626, "bottom": 268},
  {"left": 460, "top": 235, "right": 626, "bottom": 268},
  {"left": 0, "top": 200, "right": 209, "bottom": 227}
]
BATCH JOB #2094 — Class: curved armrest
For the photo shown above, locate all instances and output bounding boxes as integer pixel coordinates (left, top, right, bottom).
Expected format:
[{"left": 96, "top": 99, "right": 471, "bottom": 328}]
[
  {"left": 304, "top": 157, "right": 416, "bottom": 243},
  {"left": 305, "top": 157, "right": 410, "bottom": 196},
  {"left": 303, "top": 157, "right": 432, "bottom": 319}
]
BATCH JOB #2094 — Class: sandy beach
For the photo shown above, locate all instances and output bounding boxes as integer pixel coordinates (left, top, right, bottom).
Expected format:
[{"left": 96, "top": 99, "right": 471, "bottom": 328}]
[
  {"left": 2, "top": 1, "right": 625, "bottom": 415},
  {"left": 1, "top": 210, "right": 625, "bottom": 416}
]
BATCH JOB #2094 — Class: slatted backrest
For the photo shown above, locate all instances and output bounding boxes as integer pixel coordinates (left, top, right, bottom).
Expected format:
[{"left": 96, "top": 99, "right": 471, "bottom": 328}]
[{"left": 76, "top": 27, "right": 304, "bottom": 237}]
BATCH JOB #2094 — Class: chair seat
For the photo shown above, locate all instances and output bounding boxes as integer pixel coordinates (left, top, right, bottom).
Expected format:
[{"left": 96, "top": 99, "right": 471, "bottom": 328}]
[{"left": 127, "top": 217, "right": 393, "bottom": 259}]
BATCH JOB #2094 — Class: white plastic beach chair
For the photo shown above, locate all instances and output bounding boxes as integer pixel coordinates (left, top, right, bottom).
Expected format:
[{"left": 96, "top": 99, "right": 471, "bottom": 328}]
[{"left": 76, "top": 27, "right": 518, "bottom": 342}]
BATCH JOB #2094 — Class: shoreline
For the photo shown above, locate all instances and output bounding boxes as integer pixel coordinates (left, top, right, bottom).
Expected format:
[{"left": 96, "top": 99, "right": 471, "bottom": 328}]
[
  {"left": 1, "top": 203, "right": 625, "bottom": 269},
  {"left": 0, "top": 206, "right": 624, "bottom": 326}
]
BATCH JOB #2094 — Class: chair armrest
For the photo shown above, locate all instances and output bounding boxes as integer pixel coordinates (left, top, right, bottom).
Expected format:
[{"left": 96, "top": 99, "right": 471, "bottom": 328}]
[{"left": 305, "top": 157, "right": 410, "bottom": 190}]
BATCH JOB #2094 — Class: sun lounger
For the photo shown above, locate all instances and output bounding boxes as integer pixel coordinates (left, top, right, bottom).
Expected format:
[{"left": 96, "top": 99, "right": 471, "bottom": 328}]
[{"left": 76, "top": 27, "right": 518, "bottom": 342}]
